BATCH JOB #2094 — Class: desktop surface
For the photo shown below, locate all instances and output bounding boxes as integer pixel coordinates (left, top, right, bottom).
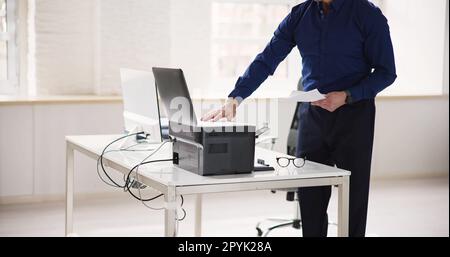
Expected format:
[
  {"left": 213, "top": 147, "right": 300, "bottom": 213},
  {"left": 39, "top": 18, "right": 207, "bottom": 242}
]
[{"left": 66, "top": 134, "right": 350, "bottom": 188}]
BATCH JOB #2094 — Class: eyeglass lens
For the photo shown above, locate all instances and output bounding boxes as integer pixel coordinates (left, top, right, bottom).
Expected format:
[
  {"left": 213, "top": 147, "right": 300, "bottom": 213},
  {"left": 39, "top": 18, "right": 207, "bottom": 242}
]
[
  {"left": 277, "top": 157, "right": 305, "bottom": 168},
  {"left": 277, "top": 157, "right": 290, "bottom": 167}
]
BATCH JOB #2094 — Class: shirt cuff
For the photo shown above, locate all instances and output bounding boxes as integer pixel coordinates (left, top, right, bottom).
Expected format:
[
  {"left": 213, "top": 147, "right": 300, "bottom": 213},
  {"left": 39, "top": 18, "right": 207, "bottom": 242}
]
[
  {"left": 228, "top": 87, "right": 251, "bottom": 101},
  {"left": 344, "top": 90, "right": 353, "bottom": 104},
  {"left": 347, "top": 86, "right": 363, "bottom": 103}
]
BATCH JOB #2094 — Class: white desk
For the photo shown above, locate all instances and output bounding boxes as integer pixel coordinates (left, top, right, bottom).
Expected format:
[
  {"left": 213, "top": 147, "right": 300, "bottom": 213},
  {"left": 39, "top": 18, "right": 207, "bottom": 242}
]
[{"left": 65, "top": 135, "right": 350, "bottom": 237}]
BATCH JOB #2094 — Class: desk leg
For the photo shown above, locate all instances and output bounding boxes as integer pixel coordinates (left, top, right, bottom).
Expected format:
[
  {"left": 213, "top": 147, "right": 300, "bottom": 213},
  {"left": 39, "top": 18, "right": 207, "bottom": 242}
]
[
  {"left": 164, "top": 186, "right": 178, "bottom": 237},
  {"left": 65, "top": 143, "right": 74, "bottom": 236},
  {"left": 195, "top": 194, "right": 202, "bottom": 237},
  {"left": 337, "top": 176, "right": 350, "bottom": 237}
]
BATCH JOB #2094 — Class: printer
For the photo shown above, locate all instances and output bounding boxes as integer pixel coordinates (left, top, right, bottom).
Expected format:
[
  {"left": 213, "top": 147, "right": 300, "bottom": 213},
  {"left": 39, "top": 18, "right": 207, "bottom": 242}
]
[
  {"left": 152, "top": 67, "right": 256, "bottom": 176},
  {"left": 170, "top": 122, "right": 255, "bottom": 176}
]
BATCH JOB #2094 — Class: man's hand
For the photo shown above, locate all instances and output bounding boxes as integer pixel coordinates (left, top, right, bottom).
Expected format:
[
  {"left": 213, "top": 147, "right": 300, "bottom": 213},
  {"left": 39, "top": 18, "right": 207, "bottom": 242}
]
[
  {"left": 312, "top": 91, "right": 347, "bottom": 112},
  {"left": 201, "top": 98, "right": 240, "bottom": 122}
]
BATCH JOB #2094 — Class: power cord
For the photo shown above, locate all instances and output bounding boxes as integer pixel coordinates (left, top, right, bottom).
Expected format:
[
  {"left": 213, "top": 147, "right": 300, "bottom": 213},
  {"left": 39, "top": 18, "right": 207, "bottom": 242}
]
[
  {"left": 123, "top": 139, "right": 171, "bottom": 193},
  {"left": 97, "top": 134, "right": 186, "bottom": 221},
  {"left": 97, "top": 133, "right": 166, "bottom": 188},
  {"left": 96, "top": 142, "right": 159, "bottom": 187},
  {"left": 98, "top": 132, "right": 144, "bottom": 188},
  {"left": 124, "top": 158, "right": 173, "bottom": 201},
  {"left": 124, "top": 139, "right": 186, "bottom": 219},
  {"left": 177, "top": 195, "right": 187, "bottom": 221},
  {"left": 127, "top": 156, "right": 187, "bottom": 220}
]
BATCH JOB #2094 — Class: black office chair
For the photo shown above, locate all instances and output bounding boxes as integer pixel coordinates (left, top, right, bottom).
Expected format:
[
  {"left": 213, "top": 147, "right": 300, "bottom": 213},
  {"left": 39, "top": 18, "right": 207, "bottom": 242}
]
[{"left": 255, "top": 79, "right": 304, "bottom": 237}]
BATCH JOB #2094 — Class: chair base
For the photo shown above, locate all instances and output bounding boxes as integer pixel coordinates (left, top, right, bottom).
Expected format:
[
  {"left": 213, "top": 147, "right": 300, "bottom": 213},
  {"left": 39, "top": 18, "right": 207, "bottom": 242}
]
[
  {"left": 256, "top": 218, "right": 338, "bottom": 237},
  {"left": 256, "top": 218, "right": 302, "bottom": 237}
]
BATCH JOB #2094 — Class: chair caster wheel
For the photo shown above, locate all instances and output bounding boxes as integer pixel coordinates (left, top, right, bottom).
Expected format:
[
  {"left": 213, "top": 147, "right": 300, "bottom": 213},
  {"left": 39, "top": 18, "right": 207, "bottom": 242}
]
[{"left": 256, "top": 227, "right": 263, "bottom": 237}]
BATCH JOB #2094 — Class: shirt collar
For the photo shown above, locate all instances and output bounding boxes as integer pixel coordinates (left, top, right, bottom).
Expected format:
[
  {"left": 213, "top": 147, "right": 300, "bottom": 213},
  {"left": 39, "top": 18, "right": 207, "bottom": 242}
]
[{"left": 315, "top": 0, "right": 345, "bottom": 12}]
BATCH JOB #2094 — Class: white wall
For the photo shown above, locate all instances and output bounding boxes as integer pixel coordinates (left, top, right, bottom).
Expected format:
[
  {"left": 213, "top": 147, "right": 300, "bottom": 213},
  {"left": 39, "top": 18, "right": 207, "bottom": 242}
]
[
  {"left": 33, "top": 0, "right": 96, "bottom": 95},
  {"left": 0, "top": 105, "right": 34, "bottom": 196},
  {"left": 31, "top": 0, "right": 173, "bottom": 95},
  {"left": 0, "top": 101, "right": 124, "bottom": 199},
  {"left": 380, "top": 0, "right": 447, "bottom": 96},
  {"left": 0, "top": 97, "right": 448, "bottom": 199},
  {"left": 32, "top": 103, "right": 124, "bottom": 194},
  {"left": 372, "top": 98, "right": 449, "bottom": 178},
  {"left": 96, "top": 0, "right": 171, "bottom": 95},
  {"left": 31, "top": 0, "right": 208, "bottom": 96},
  {"left": 170, "top": 0, "right": 211, "bottom": 94}
]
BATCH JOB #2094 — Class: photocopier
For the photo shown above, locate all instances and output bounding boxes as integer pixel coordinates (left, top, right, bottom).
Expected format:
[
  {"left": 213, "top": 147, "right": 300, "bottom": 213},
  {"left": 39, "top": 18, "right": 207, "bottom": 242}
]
[
  {"left": 170, "top": 122, "right": 256, "bottom": 176},
  {"left": 152, "top": 67, "right": 256, "bottom": 176}
]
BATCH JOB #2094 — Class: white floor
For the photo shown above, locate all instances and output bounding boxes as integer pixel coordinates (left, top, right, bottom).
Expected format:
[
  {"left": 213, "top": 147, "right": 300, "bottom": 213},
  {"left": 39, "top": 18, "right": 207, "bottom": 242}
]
[{"left": 0, "top": 177, "right": 448, "bottom": 237}]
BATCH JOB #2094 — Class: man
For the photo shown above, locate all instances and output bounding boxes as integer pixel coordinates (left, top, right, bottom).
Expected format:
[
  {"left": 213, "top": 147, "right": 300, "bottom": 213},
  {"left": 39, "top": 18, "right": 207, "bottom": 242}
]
[{"left": 202, "top": 0, "right": 396, "bottom": 237}]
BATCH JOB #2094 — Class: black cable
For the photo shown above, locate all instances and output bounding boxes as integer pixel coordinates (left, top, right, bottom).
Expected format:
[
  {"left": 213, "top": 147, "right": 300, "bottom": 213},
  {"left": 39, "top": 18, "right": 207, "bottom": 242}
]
[
  {"left": 119, "top": 142, "right": 160, "bottom": 152},
  {"left": 121, "top": 142, "right": 142, "bottom": 150},
  {"left": 99, "top": 132, "right": 144, "bottom": 188},
  {"left": 124, "top": 158, "right": 173, "bottom": 201},
  {"left": 123, "top": 139, "right": 171, "bottom": 192},
  {"left": 177, "top": 209, "right": 187, "bottom": 221},
  {"left": 98, "top": 136, "right": 171, "bottom": 196},
  {"left": 123, "top": 138, "right": 172, "bottom": 190},
  {"left": 97, "top": 147, "right": 156, "bottom": 188},
  {"left": 96, "top": 156, "right": 122, "bottom": 188},
  {"left": 96, "top": 141, "right": 158, "bottom": 187},
  {"left": 96, "top": 135, "right": 187, "bottom": 219},
  {"left": 126, "top": 140, "right": 187, "bottom": 218},
  {"left": 177, "top": 195, "right": 187, "bottom": 221}
]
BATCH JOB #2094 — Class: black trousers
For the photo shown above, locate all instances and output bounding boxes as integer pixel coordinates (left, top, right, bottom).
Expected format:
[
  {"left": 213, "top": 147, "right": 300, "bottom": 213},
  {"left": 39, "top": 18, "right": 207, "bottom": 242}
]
[{"left": 296, "top": 99, "right": 376, "bottom": 237}]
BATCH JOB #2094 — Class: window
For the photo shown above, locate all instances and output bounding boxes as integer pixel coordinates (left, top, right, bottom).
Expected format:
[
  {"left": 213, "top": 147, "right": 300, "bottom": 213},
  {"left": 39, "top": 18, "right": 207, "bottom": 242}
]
[
  {"left": 211, "top": 1, "right": 301, "bottom": 97},
  {"left": 0, "top": 0, "right": 18, "bottom": 94}
]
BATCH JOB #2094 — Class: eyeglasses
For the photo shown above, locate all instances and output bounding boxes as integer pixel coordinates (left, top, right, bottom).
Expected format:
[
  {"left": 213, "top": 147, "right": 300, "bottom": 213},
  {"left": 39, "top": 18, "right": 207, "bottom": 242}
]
[{"left": 276, "top": 157, "right": 306, "bottom": 168}]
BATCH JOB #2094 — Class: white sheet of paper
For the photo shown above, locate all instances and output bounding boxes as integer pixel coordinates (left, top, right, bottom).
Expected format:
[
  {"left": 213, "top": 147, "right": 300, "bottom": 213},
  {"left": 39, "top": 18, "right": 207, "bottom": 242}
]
[{"left": 287, "top": 89, "right": 325, "bottom": 102}]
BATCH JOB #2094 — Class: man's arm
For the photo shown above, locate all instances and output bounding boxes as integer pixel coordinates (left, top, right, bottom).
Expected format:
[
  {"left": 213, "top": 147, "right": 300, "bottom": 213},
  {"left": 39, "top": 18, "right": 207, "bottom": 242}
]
[
  {"left": 347, "top": 6, "right": 397, "bottom": 102},
  {"left": 227, "top": 11, "right": 297, "bottom": 100}
]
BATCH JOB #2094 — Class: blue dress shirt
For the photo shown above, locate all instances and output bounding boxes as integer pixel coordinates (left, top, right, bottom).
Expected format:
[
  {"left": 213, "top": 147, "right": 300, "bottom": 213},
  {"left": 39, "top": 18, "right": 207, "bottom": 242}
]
[{"left": 228, "top": 0, "right": 397, "bottom": 103}]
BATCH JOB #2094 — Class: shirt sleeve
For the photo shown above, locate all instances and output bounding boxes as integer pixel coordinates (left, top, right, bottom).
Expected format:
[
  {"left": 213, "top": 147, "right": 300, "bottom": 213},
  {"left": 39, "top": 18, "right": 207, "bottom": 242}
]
[
  {"left": 228, "top": 11, "right": 297, "bottom": 100},
  {"left": 348, "top": 7, "right": 397, "bottom": 102}
]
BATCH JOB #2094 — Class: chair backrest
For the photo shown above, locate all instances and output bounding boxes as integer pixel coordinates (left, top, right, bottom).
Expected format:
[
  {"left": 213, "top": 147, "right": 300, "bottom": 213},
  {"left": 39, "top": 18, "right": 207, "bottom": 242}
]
[{"left": 286, "top": 78, "right": 303, "bottom": 156}]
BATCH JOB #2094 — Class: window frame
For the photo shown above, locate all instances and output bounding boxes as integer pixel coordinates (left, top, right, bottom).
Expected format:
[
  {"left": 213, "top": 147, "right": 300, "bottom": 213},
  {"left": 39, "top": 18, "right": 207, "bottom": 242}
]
[{"left": 0, "top": 0, "right": 18, "bottom": 94}]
